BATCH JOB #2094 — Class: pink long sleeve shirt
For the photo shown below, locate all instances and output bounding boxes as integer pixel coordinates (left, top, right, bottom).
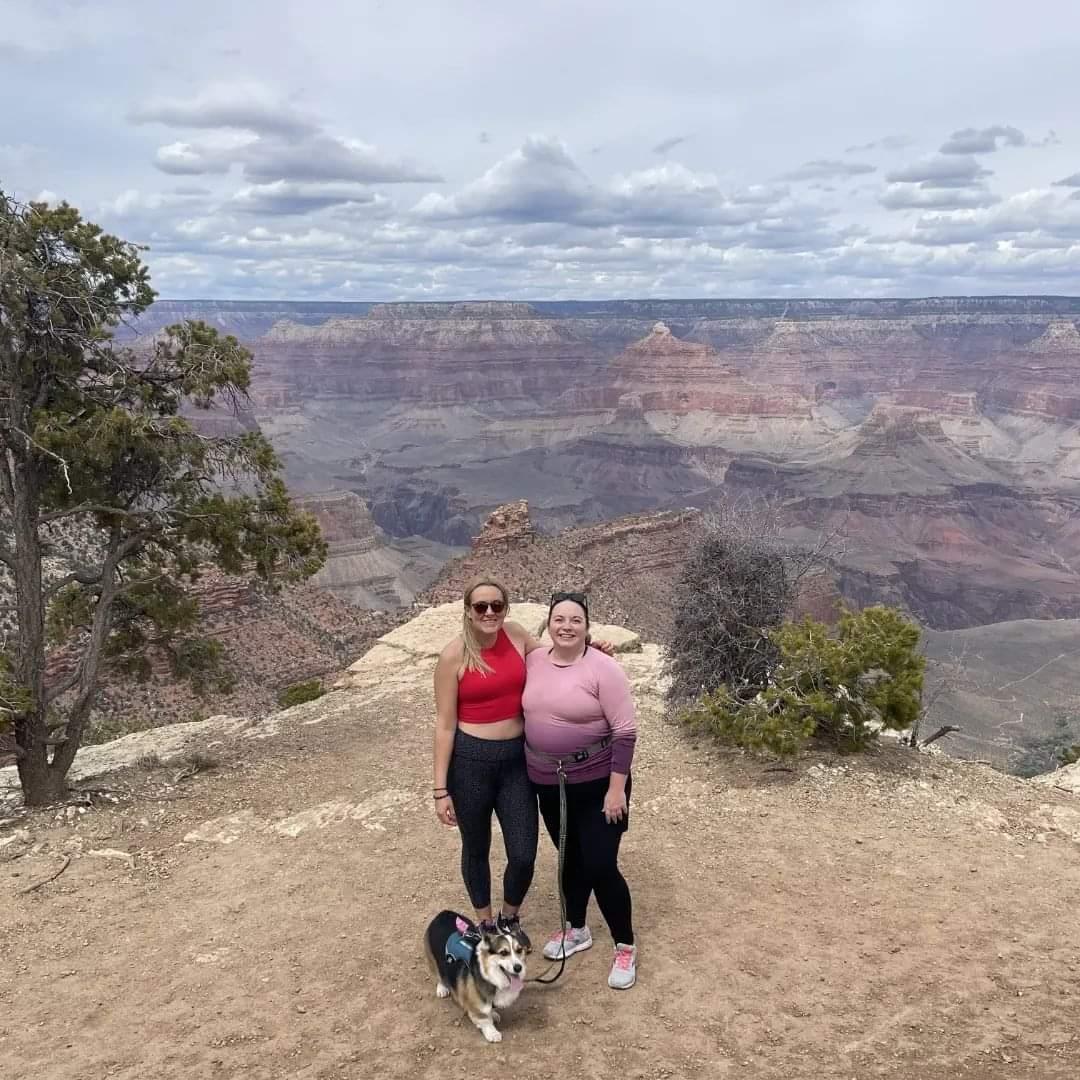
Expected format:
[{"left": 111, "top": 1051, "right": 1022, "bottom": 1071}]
[{"left": 522, "top": 647, "right": 638, "bottom": 784}]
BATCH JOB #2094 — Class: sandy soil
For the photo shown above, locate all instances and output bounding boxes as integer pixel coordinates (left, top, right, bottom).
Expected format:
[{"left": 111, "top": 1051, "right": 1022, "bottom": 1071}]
[{"left": 2, "top": 662, "right": 1079, "bottom": 1080}]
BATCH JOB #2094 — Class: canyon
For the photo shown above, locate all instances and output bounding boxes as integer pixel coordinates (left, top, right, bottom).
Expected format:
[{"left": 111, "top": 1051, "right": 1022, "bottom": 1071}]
[{"left": 135, "top": 297, "right": 1080, "bottom": 631}]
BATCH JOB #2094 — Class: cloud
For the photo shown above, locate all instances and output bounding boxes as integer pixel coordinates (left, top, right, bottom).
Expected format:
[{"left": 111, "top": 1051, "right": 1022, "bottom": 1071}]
[
  {"left": 652, "top": 134, "right": 690, "bottom": 155},
  {"left": 885, "top": 155, "right": 993, "bottom": 187},
  {"left": 1052, "top": 172, "right": 1080, "bottom": 187},
  {"left": 143, "top": 85, "right": 442, "bottom": 188},
  {"left": 130, "top": 83, "right": 318, "bottom": 137},
  {"left": 845, "top": 135, "right": 912, "bottom": 153},
  {"left": 413, "top": 140, "right": 808, "bottom": 239},
  {"left": 153, "top": 133, "right": 441, "bottom": 186},
  {"left": 781, "top": 159, "right": 876, "bottom": 181},
  {"left": 939, "top": 125, "right": 1027, "bottom": 154},
  {"left": 102, "top": 188, "right": 209, "bottom": 219},
  {"left": 0, "top": 142, "right": 46, "bottom": 174},
  {"left": 240, "top": 134, "right": 442, "bottom": 185},
  {"left": 229, "top": 181, "right": 386, "bottom": 216},
  {"left": 0, "top": 41, "right": 34, "bottom": 62},
  {"left": 154, "top": 140, "right": 237, "bottom": 175},
  {"left": 414, "top": 136, "right": 596, "bottom": 224},
  {"left": 17, "top": 4, "right": 1079, "bottom": 301},
  {"left": 880, "top": 185, "right": 1000, "bottom": 210},
  {"left": 903, "top": 189, "right": 1080, "bottom": 245}
]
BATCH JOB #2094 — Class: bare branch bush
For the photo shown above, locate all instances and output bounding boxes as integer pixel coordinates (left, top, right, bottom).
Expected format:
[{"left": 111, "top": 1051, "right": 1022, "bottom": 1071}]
[{"left": 663, "top": 495, "right": 837, "bottom": 705}]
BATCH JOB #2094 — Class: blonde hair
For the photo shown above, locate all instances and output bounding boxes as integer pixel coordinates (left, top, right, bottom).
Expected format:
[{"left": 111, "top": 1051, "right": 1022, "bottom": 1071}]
[{"left": 461, "top": 576, "right": 510, "bottom": 674}]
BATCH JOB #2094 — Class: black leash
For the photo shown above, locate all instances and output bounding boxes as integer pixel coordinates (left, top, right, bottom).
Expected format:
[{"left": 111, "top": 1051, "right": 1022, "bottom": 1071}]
[
  {"left": 526, "top": 734, "right": 611, "bottom": 986},
  {"left": 529, "top": 761, "right": 569, "bottom": 985}
]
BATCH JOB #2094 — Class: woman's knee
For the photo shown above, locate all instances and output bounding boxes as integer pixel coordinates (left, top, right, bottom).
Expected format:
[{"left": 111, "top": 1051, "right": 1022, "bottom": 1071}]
[{"left": 579, "top": 831, "right": 623, "bottom": 879}]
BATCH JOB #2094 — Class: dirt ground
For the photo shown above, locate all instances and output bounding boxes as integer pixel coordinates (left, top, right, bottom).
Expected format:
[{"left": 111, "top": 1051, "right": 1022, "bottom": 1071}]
[{"left": 2, "top": 663, "right": 1079, "bottom": 1080}]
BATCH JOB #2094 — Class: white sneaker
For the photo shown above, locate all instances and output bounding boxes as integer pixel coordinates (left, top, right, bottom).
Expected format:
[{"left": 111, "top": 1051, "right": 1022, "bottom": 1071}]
[
  {"left": 608, "top": 943, "right": 637, "bottom": 989},
  {"left": 542, "top": 923, "right": 593, "bottom": 960}
]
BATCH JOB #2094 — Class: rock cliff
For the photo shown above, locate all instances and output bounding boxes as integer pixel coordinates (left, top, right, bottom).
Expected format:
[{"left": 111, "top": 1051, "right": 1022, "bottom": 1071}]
[
  {"left": 294, "top": 490, "right": 456, "bottom": 608},
  {"left": 130, "top": 298, "right": 1080, "bottom": 628}
]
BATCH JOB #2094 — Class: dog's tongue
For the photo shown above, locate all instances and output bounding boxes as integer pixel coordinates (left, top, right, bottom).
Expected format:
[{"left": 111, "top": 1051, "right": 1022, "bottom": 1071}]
[{"left": 508, "top": 974, "right": 524, "bottom": 992}]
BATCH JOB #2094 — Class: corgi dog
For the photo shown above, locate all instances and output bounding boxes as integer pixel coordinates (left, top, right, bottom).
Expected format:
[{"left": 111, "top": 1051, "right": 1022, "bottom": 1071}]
[{"left": 424, "top": 910, "right": 530, "bottom": 1042}]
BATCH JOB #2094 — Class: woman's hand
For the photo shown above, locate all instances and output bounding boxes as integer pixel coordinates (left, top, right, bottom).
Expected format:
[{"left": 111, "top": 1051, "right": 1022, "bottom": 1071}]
[
  {"left": 436, "top": 795, "right": 457, "bottom": 827},
  {"left": 590, "top": 638, "right": 616, "bottom": 656},
  {"left": 602, "top": 787, "right": 627, "bottom": 824}
]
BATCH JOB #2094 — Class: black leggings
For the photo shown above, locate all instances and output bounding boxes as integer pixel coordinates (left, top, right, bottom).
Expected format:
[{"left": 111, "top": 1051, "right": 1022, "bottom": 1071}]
[
  {"left": 535, "top": 774, "right": 634, "bottom": 946},
  {"left": 446, "top": 730, "right": 538, "bottom": 912}
]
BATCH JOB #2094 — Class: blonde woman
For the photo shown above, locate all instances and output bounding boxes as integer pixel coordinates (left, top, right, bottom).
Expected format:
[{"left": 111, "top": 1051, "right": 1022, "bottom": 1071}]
[{"left": 433, "top": 578, "right": 538, "bottom": 944}]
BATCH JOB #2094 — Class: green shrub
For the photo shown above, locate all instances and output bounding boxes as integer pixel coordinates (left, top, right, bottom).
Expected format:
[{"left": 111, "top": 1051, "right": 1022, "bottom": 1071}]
[
  {"left": 277, "top": 679, "right": 326, "bottom": 709},
  {"left": 679, "top": 684, "right": 816, "bottom": 757},
  {"left": 1059, "top": 744, "right": 1080, "bottom": 768},
  {"left": 677, "top": 605, "right": 925, "bottom": 757}
]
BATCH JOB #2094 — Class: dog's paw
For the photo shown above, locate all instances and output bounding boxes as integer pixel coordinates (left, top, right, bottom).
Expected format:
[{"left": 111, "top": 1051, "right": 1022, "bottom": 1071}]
[
  {"left": 481, "top": 1025, "right": 502, "bottom": 1043},
  {"left": 435, "top": 982, "right": 450, "bottom": 999}
]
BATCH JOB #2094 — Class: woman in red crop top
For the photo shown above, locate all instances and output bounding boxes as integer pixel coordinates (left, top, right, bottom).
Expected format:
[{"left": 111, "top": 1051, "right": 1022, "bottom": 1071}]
[
  {"left": 433, "top": 577, "right": 540, "bottom": 943},
  {"left": 433, "top": 577, "right": 614, "bottom": 944}
]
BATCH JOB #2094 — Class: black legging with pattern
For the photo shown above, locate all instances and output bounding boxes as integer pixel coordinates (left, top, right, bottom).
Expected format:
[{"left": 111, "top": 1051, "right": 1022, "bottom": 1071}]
[{"left": 446, "top": 729, "right": 538, "bottom": 911}]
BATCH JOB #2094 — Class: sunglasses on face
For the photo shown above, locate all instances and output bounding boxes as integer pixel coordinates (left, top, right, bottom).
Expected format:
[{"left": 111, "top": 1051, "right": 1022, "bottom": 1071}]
[{"left": 470, "top": 600, "right": 506, "bottom": 615}]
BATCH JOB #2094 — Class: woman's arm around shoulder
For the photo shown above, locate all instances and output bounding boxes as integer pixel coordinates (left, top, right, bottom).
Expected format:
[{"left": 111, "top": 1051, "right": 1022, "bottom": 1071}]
[{"left": 503, "top": 620, "right": 542, "bottom": 655}]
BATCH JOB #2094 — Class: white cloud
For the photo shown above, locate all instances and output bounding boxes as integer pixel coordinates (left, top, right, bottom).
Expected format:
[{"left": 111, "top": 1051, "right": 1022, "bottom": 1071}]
[
  {"left": 154, "top": 140, "right": 240, "bottom": 176},
  {"left": 880, "top": 185, "right": 1000, "bottom": 210},
  {"left": 229, "top": 181, "right": 387, "bottom": 215},
  {"left": 130, "top": 82, "right": 318, "bottom": 138},
  {"left": 9, "top": 1, "right": 1080, "bottom": 298},
  {"left": 240, "top": 135, "right": 442, "bottom": 185},
  {"left": 415, "top": 136, "right": 593, "bottom": 223},
  {"left": 939, "top": 125, "right": 1027, "bottom": 154},
  {"left": 781, "top": 159, "right": 876, "bottom": 181},
  {"left": 885, "top": 155, "right": 993, "bottom": 187}
]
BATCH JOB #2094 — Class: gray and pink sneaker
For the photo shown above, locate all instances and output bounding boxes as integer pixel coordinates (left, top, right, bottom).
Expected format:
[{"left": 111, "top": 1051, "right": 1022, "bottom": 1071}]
[
  {"left": 542, "top": 923, "right": 593, "bottom": 960},
  {"left": 608, "top": 942, "right": 637, "bottom": 989}
]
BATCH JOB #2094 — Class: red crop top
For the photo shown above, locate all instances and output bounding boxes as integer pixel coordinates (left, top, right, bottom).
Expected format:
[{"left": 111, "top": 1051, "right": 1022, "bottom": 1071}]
[{"left": 457, "top": 629, "right": 527, "bottom": 723}]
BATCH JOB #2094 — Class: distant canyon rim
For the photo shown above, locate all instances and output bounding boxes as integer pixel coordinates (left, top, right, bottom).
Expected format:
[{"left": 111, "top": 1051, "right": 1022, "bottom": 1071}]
[{"left": 132, "top": 296, "right": 1080, "bottom": 633}]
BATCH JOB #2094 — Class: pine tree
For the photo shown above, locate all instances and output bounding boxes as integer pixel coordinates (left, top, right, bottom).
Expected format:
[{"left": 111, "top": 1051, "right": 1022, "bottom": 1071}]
[{"left": 0, "top": 191, "right": 326, "bottom": 805}]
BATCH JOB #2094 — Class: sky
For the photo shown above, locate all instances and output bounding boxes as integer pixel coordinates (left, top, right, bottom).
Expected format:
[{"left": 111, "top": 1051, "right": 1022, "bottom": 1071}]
[{"left": 3, "top": 0, "right": 1080, "bottom": 301}]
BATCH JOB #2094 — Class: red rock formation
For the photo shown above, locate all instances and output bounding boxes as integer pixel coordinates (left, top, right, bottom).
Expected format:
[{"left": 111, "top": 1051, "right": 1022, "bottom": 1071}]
[
  {"left": 607, "top": 321, "right": 813, "bottom": 418},
  {"left": 471, "top": 500, "right": 535, "bottom": 553},
  {"left": 125, "top": 297, "right": 1080, "bottom": 628}
]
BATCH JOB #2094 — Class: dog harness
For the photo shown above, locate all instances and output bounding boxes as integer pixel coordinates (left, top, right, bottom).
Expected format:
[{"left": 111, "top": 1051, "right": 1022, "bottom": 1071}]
[{"left": 445, "top": 917, "right": 477, "bottom": 966}]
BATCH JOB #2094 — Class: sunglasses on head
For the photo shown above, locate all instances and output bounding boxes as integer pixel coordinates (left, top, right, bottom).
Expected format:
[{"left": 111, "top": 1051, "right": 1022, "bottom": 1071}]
[
  {"left": 549, "top": 590, "right": 589, "bottom": 615},
  {"left": 470, "top": 600, "right": 506, "bottom": 615}
]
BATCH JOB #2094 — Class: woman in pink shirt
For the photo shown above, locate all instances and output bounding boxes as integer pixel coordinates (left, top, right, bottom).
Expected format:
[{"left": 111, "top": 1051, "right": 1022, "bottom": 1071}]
[{"left": 522, "top": 591, "right": 638, "bottom": 990}]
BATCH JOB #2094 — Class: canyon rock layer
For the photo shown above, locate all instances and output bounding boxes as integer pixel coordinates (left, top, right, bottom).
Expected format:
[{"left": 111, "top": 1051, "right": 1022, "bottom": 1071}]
[{"left": 136, "top": 297, "right": 1080, "bottom": 630}]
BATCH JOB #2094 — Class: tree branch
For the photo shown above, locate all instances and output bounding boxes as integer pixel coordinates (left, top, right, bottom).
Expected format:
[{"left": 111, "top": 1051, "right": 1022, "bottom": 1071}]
[
  {"left": 10, "top": 426, "right": 72, "bottom": 495},
  {"left": 45, "top": 528, "right": 124, "bottom": 774},
  {"left": 44, "top": 567, "right": 103, "bottom": 602},
  {"left": 44, "top": 668, "right": 82, "bottom": 706}
]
